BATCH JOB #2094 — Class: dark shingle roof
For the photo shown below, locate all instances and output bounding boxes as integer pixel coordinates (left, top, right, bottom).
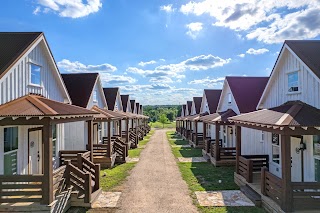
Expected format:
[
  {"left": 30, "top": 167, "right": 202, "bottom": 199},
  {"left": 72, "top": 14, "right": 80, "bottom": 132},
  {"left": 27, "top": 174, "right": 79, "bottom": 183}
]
[
  {"left": 130, "top": 100, "right": 135, "bottom": 113},
  {"left": 193, "top": 97, "right": 202, "bottom": 114},
  {"left": 61, "top": 73, "right": 98, "bottom": 108},
  {"left": 136, "top": 103, "right": 140, "bottom": 114},
  {"left": 121, "top": 95, "right": 129, "bottom": 112},
  {"left": 285, "top": 40, "right": 320, "bottom": 80},
  {"left": 182, "top": 104, "right": 186, "bottom": 116},
  {"left": 226, "top": 76, "right": 269, "bottom": 113},
  {"left": 204, "top": 89, "right": 222, "bottom": 113},
  {"left": 103, "top": 88, "right": 119, "bottom": 111},
  {"left": 0, "top": 32, "right": 42, "bottom": 77},
  {"left": 187, "top": 101, "right": 192, "bottom": 115}
]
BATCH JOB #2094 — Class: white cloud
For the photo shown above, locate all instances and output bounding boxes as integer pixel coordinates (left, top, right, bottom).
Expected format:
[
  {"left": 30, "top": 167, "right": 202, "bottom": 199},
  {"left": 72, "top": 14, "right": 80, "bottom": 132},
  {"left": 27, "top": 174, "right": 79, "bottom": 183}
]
[
  {"left": 160, "top": 4, "right": 175, "bottom": 13},
  {"left": 58, "top": 59, "right": 117, "bottom": 73},
  {"left": 138, "top": 60, "right": 157, "bottom": 67},
  {"left": 34, "top": 0, "right": 102, "bottom": 18},
  {"left": 238, "top": 53, "right": 245, "bottom": 58},
  {"left": 246, "top": 48, "right": 269, "bottom": 55},
  {"left": 33, "top": 6, "right": 41, "bottom": 15},
  {"left": 100, "top": 74, "right": 136, "bottom": 85},
  {"left": 150, "top": 76, "right": 174, "bottom": 84},
  {"left": 180, "top": 0, "right": 320, "bottom": 44},
  {"left": 188, "top": 77, "right": 225, "bottom": 87},
  {"left": 186, "top": 22, "right": 203, "bottom": 39}
]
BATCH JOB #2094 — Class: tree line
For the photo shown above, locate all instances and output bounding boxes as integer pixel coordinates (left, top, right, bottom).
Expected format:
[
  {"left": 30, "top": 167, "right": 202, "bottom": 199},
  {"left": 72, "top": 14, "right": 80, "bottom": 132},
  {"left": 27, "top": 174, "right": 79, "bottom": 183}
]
[{"left": 143, "top": 105, "right": 182, "bottom": 122}]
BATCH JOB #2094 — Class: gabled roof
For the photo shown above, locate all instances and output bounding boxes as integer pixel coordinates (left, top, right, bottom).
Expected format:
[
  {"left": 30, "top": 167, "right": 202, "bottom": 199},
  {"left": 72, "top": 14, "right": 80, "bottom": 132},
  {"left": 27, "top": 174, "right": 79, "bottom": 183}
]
[
  {"left": 91, "top": 105, "right": 126, "bottom": 120},
  {"left": 139, "top": 105, "right": 142, "bottom": 114},
  {"left": 187, "top": 101, "right": 192, "bottom": 115},
  {"left": 230, "top": 101, "right": 320, "bottom": 127},
  {"left": 193, "top": 97, "right": 202, "bottom": 114},
  {"left": 130, "top": 100, "right": 136, "bottom": 113},
  {"left": 199, "top": 109, "right": 236, "bottom": 124},
  {"left": 121, "top": 95, "right": 129, "bottom": 112},
  {"left": 136, "top": 103, "right": 140, "bottom": 114},
  {"left": 226, "top": 76, "right": 269, "bottom": 113},
  {"left": 0, "top": 32, "right": 42, "bottom": 76},
  {"left": 103, "top": 88, "right": 119, "bottom": 111},
  {"left": 0, "top": 94, "right": 97, "bottom": 117},
  {"left": 204, "top": 89, "right": 222, "bottom": 113},
  {"left": 182, "top": 104, "right": 186, "bottom": 116},
  {"left": 61, "top": 73, "right": 98, "bottom": 108},
  {"left": 285, "top": 40, "right": 320, "bottom": 80}
]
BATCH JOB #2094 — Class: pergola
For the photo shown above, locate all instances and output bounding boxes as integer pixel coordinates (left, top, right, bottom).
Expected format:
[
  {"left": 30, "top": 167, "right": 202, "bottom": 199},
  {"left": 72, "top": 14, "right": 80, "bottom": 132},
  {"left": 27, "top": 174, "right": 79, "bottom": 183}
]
[
  {"left": 0, "top": 94, "right": 98, "bottom": 205},
  {"left": 229, "top": 101, "right": 320, "bottom": 212}
]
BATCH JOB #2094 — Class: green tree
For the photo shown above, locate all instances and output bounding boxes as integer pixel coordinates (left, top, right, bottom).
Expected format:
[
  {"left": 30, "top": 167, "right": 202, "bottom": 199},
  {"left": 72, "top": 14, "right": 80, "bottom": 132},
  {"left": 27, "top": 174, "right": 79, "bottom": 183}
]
[{"left": 159, "top": 114, "right": 168, "bottom": 128}]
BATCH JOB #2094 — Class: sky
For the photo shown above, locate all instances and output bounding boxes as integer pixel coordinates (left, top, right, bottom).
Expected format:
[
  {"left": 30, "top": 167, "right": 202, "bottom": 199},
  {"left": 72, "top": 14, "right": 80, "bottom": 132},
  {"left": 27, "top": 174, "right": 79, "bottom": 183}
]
[{"left": 1, "top": 0, "right": 320, "bottom": 105}]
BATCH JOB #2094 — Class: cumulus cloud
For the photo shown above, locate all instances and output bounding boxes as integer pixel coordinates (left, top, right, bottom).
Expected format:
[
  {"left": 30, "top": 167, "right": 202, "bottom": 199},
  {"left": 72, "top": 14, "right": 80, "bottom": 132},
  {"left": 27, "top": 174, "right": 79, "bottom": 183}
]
[
  {"left": 238, "top": 53, "right": 245, "bottom": 58},
  {"left": 58, "top": 59, "right": 117, "bottom": 73},
  {"left": 180, "top": 0, "right": 320, "bottom": 43},
  {"left": 246, "top": 48, "right": 269, "bottom": 55},
  {"left": 160, "top": 4, "right": 175, "bottom": 13},
  {"left": 100, "top": 74, "right": 136, "bottom": 84},
  {"left": 149, "top": 76, "right": 174, "bottom": 83},
  {"left": 188, "top": 77, "right": 225, "bottom": 87},
  {"left": 34, "top": 0, "right": 102, "bottom": 18},
  {"left": 138, "top": 60, "right": 157, "bottom": 67},
  {"left": 186, "top": 22, "right": 203, "bottom": 39}
]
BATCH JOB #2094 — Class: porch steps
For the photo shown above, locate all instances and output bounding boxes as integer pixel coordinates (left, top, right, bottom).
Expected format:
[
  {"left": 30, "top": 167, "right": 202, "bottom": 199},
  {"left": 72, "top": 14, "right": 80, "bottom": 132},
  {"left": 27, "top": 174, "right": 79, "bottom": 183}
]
[{"left": 240, "top": 184, "right": 261, "bottom": 207}]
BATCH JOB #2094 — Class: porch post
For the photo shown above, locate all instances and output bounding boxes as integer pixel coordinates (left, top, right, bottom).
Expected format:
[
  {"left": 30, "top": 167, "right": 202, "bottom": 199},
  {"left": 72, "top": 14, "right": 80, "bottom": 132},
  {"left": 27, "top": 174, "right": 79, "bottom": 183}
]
[
  {"left": 236, "top": 125, "right": 241, "bottom": 174},
  {"left": 203, "top": 122, "right": 207, "bottom": 144},
  {"left": 195, "top": 121, "right": 198, "bottom": 145},
  {"left": 215, "top": 124, "right": 220, "bottom": 161},
  {"left": 87, "top": 120, "right": 93, "bottom": 161},
  {"left": 119, "top": 119, "right": 122, "bottom": 137},
  {"left": 107, "top": 119, "right": 112, "bottom": 157},
  {"left": 135, "top": 119, "right": 138, "bottom": 143},
  {"left": 281, "top": 134, "right": 293, "bottom": 212},
  {"left": 42, "top": 122, "right": 53, "bottom": 205},
  {"left": 126, "top": 118, "right": 129, "bottom": 144}
]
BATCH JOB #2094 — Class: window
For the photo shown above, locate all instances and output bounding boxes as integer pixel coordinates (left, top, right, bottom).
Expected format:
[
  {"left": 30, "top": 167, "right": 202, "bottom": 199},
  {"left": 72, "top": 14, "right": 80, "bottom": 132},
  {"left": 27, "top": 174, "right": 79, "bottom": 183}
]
[
  {"left": 93, "top": 90, "right": 97, "bottom": 102},
  {"left": 288, "top": 72, "right": 299, "bottom": 92},
  {"left": 272, "top": 133, "right": 280, "bottom": 164},
  {"left": 98, "top": 123, "right": 102, "bottom": 143},
  {"left": 228, "top": 93, "right": 232, "bottom": 104},
  {"left": 261, "top": 131, "right": 265, "bottom": 141},
  {"left": 30, "top": 64, "right": 41, "bottom": 85},
  {"left": 313, "top": 136, "right": 320, "bottom": 181},
  {"left": 4, "top": 127, "right": 18, "bottom": 175},
  {"left": 52, "top": 125, "right": 57, "bottom": 157}
]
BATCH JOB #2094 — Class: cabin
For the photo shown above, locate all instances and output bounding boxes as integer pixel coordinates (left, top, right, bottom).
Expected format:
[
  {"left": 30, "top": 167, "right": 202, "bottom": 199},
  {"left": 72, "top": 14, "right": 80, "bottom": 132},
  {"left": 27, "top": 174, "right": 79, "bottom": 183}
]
[
  {"left": 230, "top": 40, "right": 320, "bottom": 212},
  {"left": 0, "top": 32, "right": 101, "bottom": 212},
  {"left": 181, "top": 101, "right": 193, "bottom": 140},
  {"left": 199, "top": 77, "right": 268, "bottom": 166},
  {"left": 176, "top": 104, "right": 186, "bottom": 135},
  {"left": 186, "top": 97, "right": 204, "bottom": 147}
]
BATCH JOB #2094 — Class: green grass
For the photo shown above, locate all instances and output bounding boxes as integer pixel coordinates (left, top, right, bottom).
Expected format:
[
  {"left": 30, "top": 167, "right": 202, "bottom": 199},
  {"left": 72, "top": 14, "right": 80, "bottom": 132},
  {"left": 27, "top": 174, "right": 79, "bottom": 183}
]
[
  {"left": 100, "top": 163, "right": 136, "bottom": 191},
  {"left": 139, "top": 130, "right": 155, "bottom": 146},
  {"left": 128, "top": 148, "right": 142, "bottom": 158},
  {"left": 167, "top": 130, "right": 265, "bottom": 213},
  {"left": 149, "top": 121, "right": 175, "bottom": 128}
]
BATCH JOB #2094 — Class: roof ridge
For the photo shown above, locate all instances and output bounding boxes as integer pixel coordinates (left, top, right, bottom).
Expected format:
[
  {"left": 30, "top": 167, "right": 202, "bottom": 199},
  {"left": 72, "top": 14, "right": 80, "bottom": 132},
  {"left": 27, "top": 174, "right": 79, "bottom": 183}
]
[
  {"left": 27, "top": 95, "right": 57, "bottom": 115},
  {"left": 275, "top": 103, "right": 303, "bottom": 126}
]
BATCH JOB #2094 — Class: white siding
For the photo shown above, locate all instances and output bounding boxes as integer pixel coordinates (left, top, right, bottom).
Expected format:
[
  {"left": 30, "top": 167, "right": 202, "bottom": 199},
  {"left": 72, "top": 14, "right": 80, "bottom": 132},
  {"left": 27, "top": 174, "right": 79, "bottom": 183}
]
[
  {"left": 64, "top": 122, "right": 87, "bottom": 150},
  {"left": 217, "top": 81, "right": 240, "bottom": 114},
  {"left": 87, "top": 81, "right": 106, "bottom": 109},
  {"left": 200, "top": 91, "right": 210, "bottom": 114}
]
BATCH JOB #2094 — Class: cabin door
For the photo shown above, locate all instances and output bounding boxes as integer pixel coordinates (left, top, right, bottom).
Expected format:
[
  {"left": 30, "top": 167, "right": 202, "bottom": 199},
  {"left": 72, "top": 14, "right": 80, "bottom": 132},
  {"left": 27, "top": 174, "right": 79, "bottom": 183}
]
[
  {"left": 291, "top": 136, "right": 302, "bottom": 181},
  {"left": 227, "top": 126, "right": 234, "bottom": 147},
  {"left": 28, "top": 129, "right": 42, "bottom": 174},
  {"left": 93, "top": 124, "right": 98, "bottom": 144}
]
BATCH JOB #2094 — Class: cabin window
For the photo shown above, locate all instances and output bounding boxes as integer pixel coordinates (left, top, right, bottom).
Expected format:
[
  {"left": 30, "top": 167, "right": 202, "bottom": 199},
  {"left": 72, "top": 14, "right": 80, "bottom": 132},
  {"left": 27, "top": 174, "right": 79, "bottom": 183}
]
[
  {"left": 272, "top": 133, "right": 280, "bottom": 164},
  {"left": 261, "top": 131, "right": 265, "bottom": 141},
  {"left": 313, "top": 136, "right": 320, "bottom": 181},
  {"left": 30, "top": 64, "right": 41, "bottom": 86},
  {"left": 93, "top": 90, "right": 97, "bottom": 102},
  {"left": 98, "top": 123, "right": 102, "bottom": 143},
  {"left": 228, "top": 93, "right": 232, "bottom": 104},
  {"left": 4, "top": 127, "right": 18, "bottom": 175},
  {"left": 288, "top": 71, "right": 299, "bottom": 92},
  {"left": 52, "top": 125, "right": 57, "bottom": 158}
]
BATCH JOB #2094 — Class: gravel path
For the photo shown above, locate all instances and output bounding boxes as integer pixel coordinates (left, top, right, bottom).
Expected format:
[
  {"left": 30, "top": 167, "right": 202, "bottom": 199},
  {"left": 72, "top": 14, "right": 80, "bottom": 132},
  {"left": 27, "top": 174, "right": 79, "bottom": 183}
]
[{"left": 116, "top": 129, "right": 198, "bottom": 213}]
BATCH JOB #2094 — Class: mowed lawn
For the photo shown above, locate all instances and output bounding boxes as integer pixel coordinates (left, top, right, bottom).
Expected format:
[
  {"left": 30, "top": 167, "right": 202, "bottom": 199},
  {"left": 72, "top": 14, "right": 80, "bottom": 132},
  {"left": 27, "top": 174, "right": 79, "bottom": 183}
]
[
  {"left": 167, "top": 131, "right": 265, "bottom": 213},
  {"left": 149, "top": 121, "right": 175, "bottom": 128}
]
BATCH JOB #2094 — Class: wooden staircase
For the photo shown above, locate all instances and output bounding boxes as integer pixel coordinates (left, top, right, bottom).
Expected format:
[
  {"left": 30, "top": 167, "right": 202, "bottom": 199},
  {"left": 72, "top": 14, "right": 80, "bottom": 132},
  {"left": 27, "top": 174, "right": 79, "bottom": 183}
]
[{"left": 240, "top": 184, "right": 261, "bottom": 207}]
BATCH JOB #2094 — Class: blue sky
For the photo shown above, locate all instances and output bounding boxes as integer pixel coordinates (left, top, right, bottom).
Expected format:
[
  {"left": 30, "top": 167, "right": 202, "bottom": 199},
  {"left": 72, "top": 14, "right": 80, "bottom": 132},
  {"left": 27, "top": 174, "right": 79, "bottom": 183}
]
[{"left": 1, "top": 0, "right": 320, "bottom": 105}]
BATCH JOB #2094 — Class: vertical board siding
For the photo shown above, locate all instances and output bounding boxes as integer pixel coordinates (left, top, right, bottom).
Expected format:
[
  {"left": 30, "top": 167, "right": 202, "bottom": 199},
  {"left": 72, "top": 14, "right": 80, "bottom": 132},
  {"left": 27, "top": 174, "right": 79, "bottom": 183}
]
[
  {"left": 218, "top": 81, "right": 240, "bottom": 114},
  {"left": 0, "top": 41, "right": 66, "bottom": 104}
]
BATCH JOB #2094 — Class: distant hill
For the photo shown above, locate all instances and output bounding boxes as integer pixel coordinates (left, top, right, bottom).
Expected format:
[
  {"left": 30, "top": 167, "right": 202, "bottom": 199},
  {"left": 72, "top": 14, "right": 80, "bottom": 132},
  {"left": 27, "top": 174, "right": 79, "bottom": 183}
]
[{"left": 143, "top": 105, "right": 182, "bottom": 122}]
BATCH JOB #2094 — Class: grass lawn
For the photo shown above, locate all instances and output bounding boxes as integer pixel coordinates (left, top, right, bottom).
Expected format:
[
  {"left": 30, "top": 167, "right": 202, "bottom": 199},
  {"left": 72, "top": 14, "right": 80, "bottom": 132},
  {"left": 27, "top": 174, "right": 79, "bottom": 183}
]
[
  {"left": 172, "top": 147, "right": 203, "bottom": 157},
  {"left": 166, "top": 131, "right": 189, "bottom": 146},
  {"left": 149, "top": 121, "right": 175, "bottom": 128},
  {"left": 128, "top": 148, "right": 142, "bottom": 158}
]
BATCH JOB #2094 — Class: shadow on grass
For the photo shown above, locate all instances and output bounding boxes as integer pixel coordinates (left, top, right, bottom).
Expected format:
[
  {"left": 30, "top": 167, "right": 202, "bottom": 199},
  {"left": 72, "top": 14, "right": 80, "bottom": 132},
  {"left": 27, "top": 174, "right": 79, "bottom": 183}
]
[{"left": 172, "top": 147, "right": 203, "bottom": 157}]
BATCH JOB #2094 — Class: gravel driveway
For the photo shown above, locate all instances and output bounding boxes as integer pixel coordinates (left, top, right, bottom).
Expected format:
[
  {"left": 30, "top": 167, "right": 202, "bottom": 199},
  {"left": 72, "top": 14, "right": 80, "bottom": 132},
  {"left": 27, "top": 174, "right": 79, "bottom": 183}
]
[{"left": 115, "top": 129, "right": 198, "bottom": 213}]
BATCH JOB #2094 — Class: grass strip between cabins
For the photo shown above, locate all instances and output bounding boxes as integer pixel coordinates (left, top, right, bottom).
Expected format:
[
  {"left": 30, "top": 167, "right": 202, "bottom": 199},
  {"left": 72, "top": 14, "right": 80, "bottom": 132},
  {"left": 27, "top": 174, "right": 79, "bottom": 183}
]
[
  {"left": 149, "top": 121, "right": 176, "bottom": 128},
  {"left": 167, "top": 131, "right": 266, "bottom": 213},
  {"left": 100, "top": 129, "right": 155, "bottom": 191}
]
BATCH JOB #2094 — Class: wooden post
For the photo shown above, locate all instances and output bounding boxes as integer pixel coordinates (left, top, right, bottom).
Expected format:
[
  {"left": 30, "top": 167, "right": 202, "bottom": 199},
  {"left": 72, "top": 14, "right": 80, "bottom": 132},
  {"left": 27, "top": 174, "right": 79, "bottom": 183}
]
[
  {"left": 215, "top": 124, "right": 220, "bottom": 161},
  {"left": 77, "top": 153, "right": 83, "bottom": 170},
  {"left": 42, "top": 122, "right": 53, "bottom": 205},
  {"left": 195, "top": 121, "right": 198, "bottom": 145},
  {"left": 281, "top": 134, "right": 293, "bottom": 212},
  {"left": 135, "top": 119, "right": 138, "bottom": 143},
  {"left": 94, "top": 164, "right": 100, "bottom": 191},
  {"left": 119, "top": 119, "right": 122, "bottom": 137},
  {"left": 126, "top": 118, "right": 129, "bottom": 145},
  {"left": 236, "top": 126, "right": 241, "bottom": 174},
  {"left": 84, "top": 173, "right": 92, "bottom": 203},
  {"left": 87, "top": 120, "right": 93, "bottom": 161},
  {"left": 107, "top": 120, "right": 112, "bottom": 157},
  {"left": 203, "top": 122, "right": 207, "bottom": 147},
  {"left": 261, "top": 167, "right": 267, "bottom": 195}
]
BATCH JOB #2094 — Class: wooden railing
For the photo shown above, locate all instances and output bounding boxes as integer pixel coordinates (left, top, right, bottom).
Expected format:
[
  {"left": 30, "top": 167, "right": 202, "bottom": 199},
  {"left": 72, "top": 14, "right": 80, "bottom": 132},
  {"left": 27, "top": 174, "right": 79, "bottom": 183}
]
[
  {"left": 261, "top": 167, "right": 282, "bottom": 206},
  {"left": 53, "top": 165, "right": 66, "bottom": 196},
  {"left": 65, "top": 161, "right": 91, "bottom": 203},
  {"left": 59, "top": 150, "right": 90, "bottom": 167},
  {"left": 220, "top": 147, "right": 236, "bottom": 160},
  {"left": 91, "top": 144, "right": 111, "bottom": 158},
  {"left": 210, "top": 139, "right": 222, "bottom": 158},
  {"left": 239, "top": 155, "right": 269, "bottom": 183},
  {"left": 0, "top": 175, "right": 43, "bottom": 203},
  {"left": 292, "top": 182, "right": 320, "bottom": 211},
  {"left": 77, "top": 154, "right": 100, "bottom": 192},
  {"left": 113, "top": 137, "right": 127, "bottom": 161}
]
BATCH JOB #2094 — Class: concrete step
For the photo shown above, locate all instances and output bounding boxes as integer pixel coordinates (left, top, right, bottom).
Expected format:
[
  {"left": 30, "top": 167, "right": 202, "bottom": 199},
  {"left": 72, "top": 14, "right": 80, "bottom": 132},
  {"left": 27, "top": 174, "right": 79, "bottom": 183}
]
[{"left": 240, "top": 184, "right": 261, "bottom": 207}]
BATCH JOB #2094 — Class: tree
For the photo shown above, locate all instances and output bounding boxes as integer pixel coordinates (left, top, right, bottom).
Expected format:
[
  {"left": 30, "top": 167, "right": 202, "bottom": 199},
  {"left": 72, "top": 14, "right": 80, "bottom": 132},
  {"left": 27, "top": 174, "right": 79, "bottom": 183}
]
[{"left": 159, "top": 114, "right": 168, "bottom": 128}]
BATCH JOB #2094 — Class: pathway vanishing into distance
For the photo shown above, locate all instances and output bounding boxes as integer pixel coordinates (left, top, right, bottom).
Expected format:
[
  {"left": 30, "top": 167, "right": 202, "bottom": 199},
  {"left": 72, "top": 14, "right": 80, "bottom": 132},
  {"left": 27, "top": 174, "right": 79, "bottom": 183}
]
[{"left": 116, "top": 129, "right": 198, "bottom": 213}]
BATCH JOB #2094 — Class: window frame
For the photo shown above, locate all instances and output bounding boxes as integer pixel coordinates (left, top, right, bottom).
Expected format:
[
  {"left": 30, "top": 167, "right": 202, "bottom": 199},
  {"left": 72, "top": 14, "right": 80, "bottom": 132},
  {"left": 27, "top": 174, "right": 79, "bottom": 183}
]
[
  {"left": 3, "top": 127, "right": 19, "bottom": 175},
  {"left": 93, "top": 90, "right": 98, "bottom": 103},
  {"left": 271, "top": 133, "right": 280, "bottom": 165},
  {"left": 228, "top": 93, "right": 232, "bottom": 105},
  {"left": 287, "top": 70, "right": 300, "bottom": 94},
  {"left": 29, "top": 63, "right": 42, "bottom": 87},
  {"left": 52, "top": 124, "right": 57, "bottom": 158}
]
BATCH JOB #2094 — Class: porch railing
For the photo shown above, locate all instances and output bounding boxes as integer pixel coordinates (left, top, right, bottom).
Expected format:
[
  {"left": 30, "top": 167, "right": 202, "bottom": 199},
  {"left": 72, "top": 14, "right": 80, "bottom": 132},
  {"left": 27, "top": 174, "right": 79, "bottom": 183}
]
[
  {"left": 204, "top": 138, "right": 214, "bottom": 153},
  {"left": 53, "top": 165, "right": 66, "bottom": 196},
  {"left": 261, "top": 167, "right": 282, "bottom": 206},
  {"left": 292, "top": 182, "right": 320, "bottom": 211},
  {"left": 77, "top": 153, "right": 100, "bottom": 191},
  {"left": 209, "top": 139, "right": 222, "bottom": 159},
  {"left": 59, "top": 150, "right": 90, "bottom": 167},
  {"left": 220, "top": 147, "right": 236, "bottom": 160},
  {"left": 0, "top": 175, "right": 43, "bottom": 203},
  {"left": 239, "top": 155, "right": 269, "bottom": 183}
]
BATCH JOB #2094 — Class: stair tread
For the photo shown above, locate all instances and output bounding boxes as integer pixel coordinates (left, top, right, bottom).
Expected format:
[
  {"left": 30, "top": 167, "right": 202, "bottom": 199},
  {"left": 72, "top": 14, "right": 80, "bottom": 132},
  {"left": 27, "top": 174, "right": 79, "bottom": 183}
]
[{"left": 240, "top": 185, "right": 261, "bottom": 202}]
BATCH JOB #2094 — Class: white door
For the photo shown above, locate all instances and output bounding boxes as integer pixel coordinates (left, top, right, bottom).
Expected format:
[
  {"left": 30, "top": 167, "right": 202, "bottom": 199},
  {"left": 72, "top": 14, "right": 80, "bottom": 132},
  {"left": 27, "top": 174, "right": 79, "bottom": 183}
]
[
  {"left": 291, "top": 137, "right": 302, "bottom": 181},
  {"left": 29, "top": 130, "right": 42, "bottom": 174},
  {"left": 227, "top": 126, "right": 233, "bottom": 147}
]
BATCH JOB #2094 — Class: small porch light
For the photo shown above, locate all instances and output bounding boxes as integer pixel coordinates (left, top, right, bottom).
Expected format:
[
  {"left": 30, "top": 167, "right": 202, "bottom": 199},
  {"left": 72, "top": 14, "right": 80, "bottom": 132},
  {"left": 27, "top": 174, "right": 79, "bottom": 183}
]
[{"left": 295, "top": 140, "right": 306, "bottom": 154}]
